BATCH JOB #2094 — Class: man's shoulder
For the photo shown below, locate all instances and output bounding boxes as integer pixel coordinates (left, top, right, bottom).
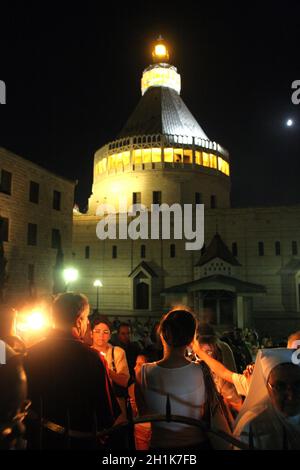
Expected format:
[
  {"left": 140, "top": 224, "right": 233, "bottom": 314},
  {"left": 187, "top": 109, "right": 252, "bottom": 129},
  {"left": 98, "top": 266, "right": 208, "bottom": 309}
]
[{"left": 26, "top": 335, "right": 103, "bottom": 364}]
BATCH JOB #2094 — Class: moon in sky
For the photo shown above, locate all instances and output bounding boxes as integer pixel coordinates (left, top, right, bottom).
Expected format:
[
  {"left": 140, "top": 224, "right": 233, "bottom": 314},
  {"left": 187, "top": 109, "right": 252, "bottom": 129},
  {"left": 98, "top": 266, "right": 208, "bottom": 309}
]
[{"left": 286, "top": 119, "right": 293, "bottom": 127}]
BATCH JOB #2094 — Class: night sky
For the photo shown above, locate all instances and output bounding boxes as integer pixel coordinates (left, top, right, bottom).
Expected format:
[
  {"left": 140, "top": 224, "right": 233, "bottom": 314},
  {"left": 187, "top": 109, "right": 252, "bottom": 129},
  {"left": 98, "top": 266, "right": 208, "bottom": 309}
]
[{"left": 1, "top": 1, "right": 300, "bottom": 210}]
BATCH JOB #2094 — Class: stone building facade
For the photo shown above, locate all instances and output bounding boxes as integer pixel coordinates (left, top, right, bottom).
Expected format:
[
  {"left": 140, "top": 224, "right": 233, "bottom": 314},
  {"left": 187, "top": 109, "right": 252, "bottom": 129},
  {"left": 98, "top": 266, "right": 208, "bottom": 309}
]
[{"left": 0, "top": 147, "right": 76, "bottom": 304}]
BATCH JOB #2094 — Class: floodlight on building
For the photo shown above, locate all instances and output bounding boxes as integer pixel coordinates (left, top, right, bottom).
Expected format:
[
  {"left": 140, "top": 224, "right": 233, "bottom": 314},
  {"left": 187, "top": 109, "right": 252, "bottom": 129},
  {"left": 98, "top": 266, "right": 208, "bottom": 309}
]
[{"left": 63, "top": 267, "right": 79, "bottom": 283}]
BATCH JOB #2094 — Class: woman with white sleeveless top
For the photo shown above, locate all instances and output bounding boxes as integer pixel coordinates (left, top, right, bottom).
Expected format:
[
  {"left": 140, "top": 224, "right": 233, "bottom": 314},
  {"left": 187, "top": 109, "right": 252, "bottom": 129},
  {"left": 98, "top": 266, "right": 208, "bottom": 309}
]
[{"left": 135, "top": 308, "right": 210, "bottom": 450}]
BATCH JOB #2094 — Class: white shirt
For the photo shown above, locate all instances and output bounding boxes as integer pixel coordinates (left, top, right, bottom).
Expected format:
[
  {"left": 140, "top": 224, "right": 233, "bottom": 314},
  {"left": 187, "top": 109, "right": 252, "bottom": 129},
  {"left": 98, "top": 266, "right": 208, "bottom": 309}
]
[
  {"left": 141, "top": 362, "right": 206, "bottom": 448},
  {"left": 104, "top": 343, "right": 130, "bottom": 380},
  {"left": 232, "top": 373, "right": 250, "bottom": 397}
]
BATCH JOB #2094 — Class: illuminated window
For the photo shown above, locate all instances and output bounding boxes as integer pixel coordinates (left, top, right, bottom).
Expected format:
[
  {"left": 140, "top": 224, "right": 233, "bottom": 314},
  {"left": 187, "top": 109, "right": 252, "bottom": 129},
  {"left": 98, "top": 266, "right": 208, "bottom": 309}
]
[
  {"left": 218, "top": 157, "right": 230, "bottom": 176},
  {"left": 164, "top": 148, "right": 174, "bottom": 162},
  {"left": 195, "top": 151, "right": 202, "bottom": 165},
  {"left": 152, "top": 148, "right": 161, "bottom": 162},
  {"left": 202, "top": 152, "right": 210, "bottom": 167},
  {"left": 122, "top": 151, "right": 130, "bottom": 166},
  {"left": 133, "top": 149, "right": 142, "bottom": 164},
  {"left": 116, "top": 153, "right": 123, "bottom": 171},
  {"left": 142, "top": 148, "right": 151, "bottom": 163},
  {"left": 209, "top": 154, "right": 217, "bottom": 169},
  {"left": 183, "top": 149, "right": 192, "bottom": 163},
  {"left": 108, "top": 154, "right": 116, "bottom": 171},
  {"left": 218, "top": 157, "right": 223, "bottom": 172},
  {"left": 174, "top": 148, "right": 183, "bottom": 163}
]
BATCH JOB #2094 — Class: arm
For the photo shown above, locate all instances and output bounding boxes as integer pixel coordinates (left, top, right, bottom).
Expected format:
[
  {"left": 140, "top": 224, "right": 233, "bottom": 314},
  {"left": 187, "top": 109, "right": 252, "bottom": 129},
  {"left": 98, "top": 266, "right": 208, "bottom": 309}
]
[
  {"left": 109, "top": 369, "right": 129, "bottom": 388},
  {"left": 134, "top": 364, "right": 148, "bottom": 416},
  {"left": 192, "top": 340, "right": 234, "bottom": 384},
  {"left": 109, "top": 347, "right": 130, "bottom": 388}
]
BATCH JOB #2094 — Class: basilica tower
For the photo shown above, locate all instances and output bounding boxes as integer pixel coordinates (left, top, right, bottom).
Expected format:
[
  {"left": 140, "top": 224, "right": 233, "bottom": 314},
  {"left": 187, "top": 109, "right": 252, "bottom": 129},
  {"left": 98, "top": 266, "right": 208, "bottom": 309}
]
[
  {"left": 88, "top": 37, "right": 231, "bottom": 214},
  {"left": 73, "top": 38, "right": 232, "bottom": 316}
]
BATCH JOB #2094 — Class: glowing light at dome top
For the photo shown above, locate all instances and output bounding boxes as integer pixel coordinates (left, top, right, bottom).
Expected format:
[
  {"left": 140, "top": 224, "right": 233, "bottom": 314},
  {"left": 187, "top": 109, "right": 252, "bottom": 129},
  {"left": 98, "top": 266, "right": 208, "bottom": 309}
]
[
  {"left": 141, "top": 37, "right": 180, "bottom": 95},
  {"left": 152, "top": 37, "right": 170, "bottom": 63},
  {"left": 154, "top": 44, "right": 167, "bottom": 58}
]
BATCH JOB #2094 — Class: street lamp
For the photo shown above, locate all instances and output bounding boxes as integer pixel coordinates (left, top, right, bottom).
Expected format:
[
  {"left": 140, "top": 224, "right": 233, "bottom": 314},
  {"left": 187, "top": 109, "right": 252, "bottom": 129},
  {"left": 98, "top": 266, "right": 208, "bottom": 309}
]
[
  {"left": 63, "top": 267, "right": 79, "bottom": 292},
  {"left": 93, "top": 279, "right": 103, "bottom": 312}
]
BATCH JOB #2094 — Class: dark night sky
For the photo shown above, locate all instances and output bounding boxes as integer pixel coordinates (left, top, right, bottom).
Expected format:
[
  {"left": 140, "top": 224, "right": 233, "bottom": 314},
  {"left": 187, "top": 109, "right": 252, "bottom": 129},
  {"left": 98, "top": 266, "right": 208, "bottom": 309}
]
[{"left": 1, "top": 1, "right": 300, "bottom": 209}]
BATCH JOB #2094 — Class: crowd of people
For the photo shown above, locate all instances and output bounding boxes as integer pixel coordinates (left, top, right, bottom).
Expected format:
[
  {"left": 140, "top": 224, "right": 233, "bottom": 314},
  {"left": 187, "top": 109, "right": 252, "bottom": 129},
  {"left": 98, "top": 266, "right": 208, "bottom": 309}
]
[{"left": 0, "top": 293, "right": 300, "bottom": 450}]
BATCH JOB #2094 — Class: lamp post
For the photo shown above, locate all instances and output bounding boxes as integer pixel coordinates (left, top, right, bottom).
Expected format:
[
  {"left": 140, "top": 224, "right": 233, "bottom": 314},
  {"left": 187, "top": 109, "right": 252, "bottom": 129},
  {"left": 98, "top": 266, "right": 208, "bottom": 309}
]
[
  {"left": 63, "top": 267, "right": 79, "bottom": 292},
  {"left": 93, "top": 279, "right": 103, "bottom": 312}
]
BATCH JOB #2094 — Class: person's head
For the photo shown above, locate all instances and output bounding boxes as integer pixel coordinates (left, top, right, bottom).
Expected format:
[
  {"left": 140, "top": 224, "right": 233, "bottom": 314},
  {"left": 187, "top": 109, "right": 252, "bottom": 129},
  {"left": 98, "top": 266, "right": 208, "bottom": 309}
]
[
  {"left": 90, "top": 315, "right": 112, "bottom": 349},
  {"left": 52, "top": 293, "right": 90, "bottom": 338},
  {"left": 267, "top": 363, "right": 300, "bottom": 417},
  {"left": 265, "top": 338, "right": 274, "bottom": 348},
  {"left": 196, "top": 322, "right": 219, "bottom": 358},
  {"left": 198, "top": 339, "right": 220, "bottom": 359},
  {"left": 0, "top": 344, "right": 28, "bottom": 449},
  {"left": 233, "top": 327, "right": 244, "bottom": 341},
  {"left": 117, "top": 323, "right": 131, "bottom": 345},
  {"left": 134, "top": 353, "right": 150, "bottom": 377},
  {"left": 159, "top": 308, "right": 196, "bottom": 350},
  {"left": 287, "top": 331, "right": 300, "bottom": 349}
]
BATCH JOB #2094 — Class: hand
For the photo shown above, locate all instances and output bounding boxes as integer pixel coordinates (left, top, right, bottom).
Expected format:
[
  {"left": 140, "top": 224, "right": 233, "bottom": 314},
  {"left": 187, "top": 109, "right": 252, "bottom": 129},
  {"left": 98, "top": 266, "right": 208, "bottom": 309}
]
[
  {"left": 190, "top": 338, "right": 206, "bottom": 359},
  {"left": 242, "top": 363, "right": 254, "bottom": 381}
]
